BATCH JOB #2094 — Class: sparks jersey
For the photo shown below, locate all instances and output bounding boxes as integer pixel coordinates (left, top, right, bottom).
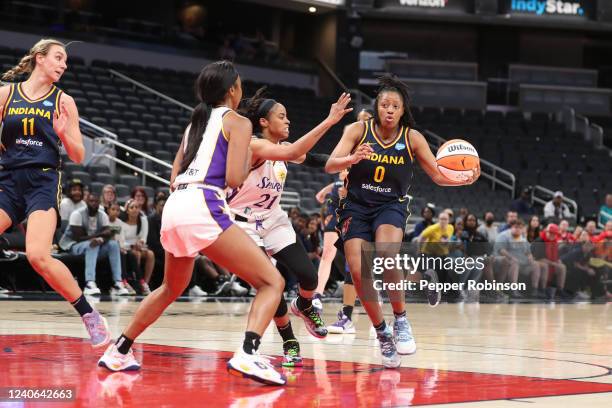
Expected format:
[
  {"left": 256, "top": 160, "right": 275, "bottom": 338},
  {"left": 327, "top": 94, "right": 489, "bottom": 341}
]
[
  {"left": 346, "top": 119, "right": 415, "bottom": 206},
  {"left": 226, "top": 155, "right": 287, "bottom": 220},
  {"left": 173, "top": 107, "right": 231, "bottom": 190},
  {"left": 0, "top": 82, "right": 63, "bottom": 170}
]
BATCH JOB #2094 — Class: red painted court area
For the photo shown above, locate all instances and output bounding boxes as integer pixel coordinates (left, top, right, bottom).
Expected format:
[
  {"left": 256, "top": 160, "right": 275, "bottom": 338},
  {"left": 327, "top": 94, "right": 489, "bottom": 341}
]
[{"left": 1, "top": 335, "right": 611, "bottom": 407}]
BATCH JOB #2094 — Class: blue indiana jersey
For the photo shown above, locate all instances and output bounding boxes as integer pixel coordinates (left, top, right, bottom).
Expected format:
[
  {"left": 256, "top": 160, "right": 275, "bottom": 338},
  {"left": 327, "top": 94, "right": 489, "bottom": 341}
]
[
  {"left": 327, "top": 180, "right": 344, "bottom": 210},
  {"left": 345, "top": 119, "right": 415, "bottom": 206},
  {"left": 0, "top": 82, "right": 64, "bottom": 170}
]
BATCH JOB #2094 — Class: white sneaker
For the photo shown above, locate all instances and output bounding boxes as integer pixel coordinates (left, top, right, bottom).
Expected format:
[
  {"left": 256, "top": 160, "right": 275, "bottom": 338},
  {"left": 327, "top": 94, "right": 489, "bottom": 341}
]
[
  {"left": 393, "top": 317, "right": 417, "bottom": 355},
  {"left": 84, "top": 281, "right": 101, "bottom": 296},
  {"left": 227, "top": 348, "right": 286, "bottom": 385},
  {"left": 189, "top": 285, "right": 207, "bottom": 297},
  {"left": 98, "top": 343, "right": 141, "bottom": 372},
  {"left": 141, "top": 282, "right": 151, "bottom": 295},
  {"left": 0, "top": 286, "right": 10, "bottom": 294},
  {"left": 230, "top": 281, "right": 248, "bottom": 296},
  {"left": 377, "top": 326, "right": 401, "bottom": 369},
  {"left": 111, "top": 281, "right": 130, "bottom": 296}
]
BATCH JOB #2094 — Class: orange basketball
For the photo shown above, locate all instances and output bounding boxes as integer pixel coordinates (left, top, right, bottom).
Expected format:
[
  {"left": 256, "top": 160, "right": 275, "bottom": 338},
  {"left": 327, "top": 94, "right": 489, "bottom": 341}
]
[{"left": 435, "top": 139, "right": 479, "bottom": 182}]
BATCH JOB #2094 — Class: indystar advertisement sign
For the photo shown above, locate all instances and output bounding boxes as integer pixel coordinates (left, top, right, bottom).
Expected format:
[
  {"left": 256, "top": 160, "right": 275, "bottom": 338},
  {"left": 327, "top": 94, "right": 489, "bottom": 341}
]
[
  {"left": 505, "top": 0, "right": 594, "bottom": 18},
  {"left": 376, "top": 0, "right": 473, "bottom": 13}
]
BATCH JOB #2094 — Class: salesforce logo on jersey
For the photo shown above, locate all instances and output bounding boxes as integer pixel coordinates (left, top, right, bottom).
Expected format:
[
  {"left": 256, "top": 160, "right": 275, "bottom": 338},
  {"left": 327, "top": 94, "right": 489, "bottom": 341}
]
[{"left": 510, "top": 0, "right": 585, "bottom": 16}]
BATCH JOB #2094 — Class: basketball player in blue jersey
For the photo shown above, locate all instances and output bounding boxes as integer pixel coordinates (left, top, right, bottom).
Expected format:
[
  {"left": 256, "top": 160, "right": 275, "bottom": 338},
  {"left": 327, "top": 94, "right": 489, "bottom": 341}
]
[
  {"left": 326, "top": 75, "right": 480, "bottom": 368},
  {"left": 99, "top": 61, "right": 287, "bottom": 386},
  {"left": 0, "top": 39, "right": 111, "bottom": 348}
]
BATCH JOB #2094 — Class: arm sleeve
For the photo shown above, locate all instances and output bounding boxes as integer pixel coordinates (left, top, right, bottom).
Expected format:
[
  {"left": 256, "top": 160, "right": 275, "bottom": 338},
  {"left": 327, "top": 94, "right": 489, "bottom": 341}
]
[{"left": 301, "top": 152, "right": 330, "bottom": 168}]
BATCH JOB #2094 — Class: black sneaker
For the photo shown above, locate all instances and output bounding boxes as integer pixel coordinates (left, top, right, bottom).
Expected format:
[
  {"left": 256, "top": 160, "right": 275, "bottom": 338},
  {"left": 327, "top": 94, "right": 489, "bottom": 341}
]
[
  {"left": 290, "top": 298, "right": 328, "bottom": 338},
  {"left": 423, "top": 269, "right": 441, "bottom": 307}
]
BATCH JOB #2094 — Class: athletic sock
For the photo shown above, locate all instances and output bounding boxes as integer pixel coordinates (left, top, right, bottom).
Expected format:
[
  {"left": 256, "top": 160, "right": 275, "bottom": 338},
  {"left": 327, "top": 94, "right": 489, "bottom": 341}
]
[
  {"left": 342, "top": 305, "right": 354, "bottom": 320},
  {"left": 115, "top": 334, "right": 134, "bottom": 355},
  {"left": 277, "top": 322, "right": 296, "bottom": 343},
  {"left": 71, "top": 295, "right": 93, "bottom": 317},
  {"left": 393, "top": 310, "right": 406, "bottom": 320},
  {"left": 296, "top": 295, "right": 312, "bottom": 311},
  {"left": 243, "top": 331, "right": 261, "bottom": 355},
  {"left": 374, "top": 320, "right": 387, "bottom": 334}
]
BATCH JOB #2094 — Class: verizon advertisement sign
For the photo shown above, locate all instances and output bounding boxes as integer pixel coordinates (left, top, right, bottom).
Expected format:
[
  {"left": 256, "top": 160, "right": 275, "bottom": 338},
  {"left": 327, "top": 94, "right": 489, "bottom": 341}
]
[{"left": 376, "top": 0, "right": 473, "bottom": 13}]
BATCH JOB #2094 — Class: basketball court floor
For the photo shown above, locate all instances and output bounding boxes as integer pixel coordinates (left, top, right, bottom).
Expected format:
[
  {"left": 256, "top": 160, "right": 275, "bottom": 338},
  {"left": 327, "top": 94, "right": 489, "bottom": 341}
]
[{"left": 0, "top": 298, "right": 610, "bottom": 407}]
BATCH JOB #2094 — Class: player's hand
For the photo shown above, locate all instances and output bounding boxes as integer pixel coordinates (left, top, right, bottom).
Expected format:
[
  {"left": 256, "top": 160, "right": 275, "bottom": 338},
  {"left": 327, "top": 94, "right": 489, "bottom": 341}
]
[
  {"left": 463, "top": 164, "right": 481, "bottom": 185},
  {"left": 326, "top": 92, "right": 353, "bottom": 125},
  {"left": 348, "top": 143, "right": 373, "bottom": 165},
  {"left": 53, "top": 100, "right": 69, "bottom": 137}
]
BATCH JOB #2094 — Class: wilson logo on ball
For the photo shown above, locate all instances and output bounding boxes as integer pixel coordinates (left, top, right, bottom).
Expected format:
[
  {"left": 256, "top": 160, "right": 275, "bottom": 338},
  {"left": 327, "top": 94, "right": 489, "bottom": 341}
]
[{"left": 435, "top": 139, "right": 479, "bottom": 182}]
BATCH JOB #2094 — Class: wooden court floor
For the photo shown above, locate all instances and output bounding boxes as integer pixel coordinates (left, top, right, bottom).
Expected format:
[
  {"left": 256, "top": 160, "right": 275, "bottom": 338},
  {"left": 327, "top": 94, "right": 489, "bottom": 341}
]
[{"left": 0, "top": 298, "right": 610, "bottom": 407}]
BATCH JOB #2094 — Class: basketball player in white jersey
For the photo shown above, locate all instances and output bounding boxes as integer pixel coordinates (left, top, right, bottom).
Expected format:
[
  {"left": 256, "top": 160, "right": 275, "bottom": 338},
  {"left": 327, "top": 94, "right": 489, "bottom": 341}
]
[
  {"left": 229, "top": 89, "right": 352, "bottom": 366},
  {"left": 98, "top": 61, "right": 287, "bottom": 386}
]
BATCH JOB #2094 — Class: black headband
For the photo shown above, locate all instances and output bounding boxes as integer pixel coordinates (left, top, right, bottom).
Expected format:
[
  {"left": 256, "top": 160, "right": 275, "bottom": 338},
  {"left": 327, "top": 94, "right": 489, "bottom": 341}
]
[{"left": 257, "top": 98, "right": 277, "bottom": 118}]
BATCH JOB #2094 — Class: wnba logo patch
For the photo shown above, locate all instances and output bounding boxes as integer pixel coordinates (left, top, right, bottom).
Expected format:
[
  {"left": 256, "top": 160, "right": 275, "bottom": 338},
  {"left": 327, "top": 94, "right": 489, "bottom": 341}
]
[{"left": 341, "top": 217, "right": 352, "bottom": 237}]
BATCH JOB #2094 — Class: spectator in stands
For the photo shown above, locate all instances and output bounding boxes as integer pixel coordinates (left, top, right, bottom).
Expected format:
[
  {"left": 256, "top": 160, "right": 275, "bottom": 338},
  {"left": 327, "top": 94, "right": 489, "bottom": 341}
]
[
  {"left": 573, "top": 225, "right": 584, "bottom": 241},
  {"left": 461, "top": 213, "right": 492, "bottom": 300},
  {"left": 147, "top": 195, "right": 165, "bottom": 290},
  {"left": 561, "top": 236, "right": 595, "bottom": 300},
  {"left": 300, "top": 216, "right": 322, "bottom": 268},
  {"left": 477, "top": 211, "right": 497, "bottom": 243},
  {"left": 585, "top": 220, "right": 597, "bottom": 240},
  {"left": 107, "top": 202, "right": 139, "bottom": 295},
  {"left": 120, "top": 198, "right": 154, "bottom": 295},
  {"left": 293, "top": 214, "right": 307, "bottom": 234},
  {"left": 130, "top": 186, "right": 150, "bottom": 216},
  {"left": 526, "top": 215, "right": 541, "bottom": 243},
  {"left": 458, "top": 207, "right": 469, "bottom": 220},
  {"left": 497, "top": 211, "right": 518, "bottom": 234},
  {"left": 288, "top": 207, "right": 301, "bottom": 229},
  {"left": 100, "top": 184, "right": 116, "bottom": 213},
  {"left": 533, "top": 223, "right": 567, "bottom": 299},
  {"left": 510, "top": 187, "right": 534, "bottom": 218},
  {"left": 409, "top": 206, "right": 435, "bottom": 241},
  {"left": 599, "top": 193, "right": 612, "bottom": 227},
  {"left": 494, "top": 219, "right": 540, "bottom": 298},
  {"left": 59, "top": 179, "right": 86, "bottom": 222},
  {"left": 543, "top": 191, "right": 573, "bottom": 223},
  {"left": 558, "top": 220, "right": 575, "bottom": 243},
  {"left": 59, "top": 192, "right": 127, "bottom": 296},
  {"left": 442, "top": 208, "right": 455, "bottom": 225},
  {"left": 419, "top": 211, "right": 453, "bottom": 283}
]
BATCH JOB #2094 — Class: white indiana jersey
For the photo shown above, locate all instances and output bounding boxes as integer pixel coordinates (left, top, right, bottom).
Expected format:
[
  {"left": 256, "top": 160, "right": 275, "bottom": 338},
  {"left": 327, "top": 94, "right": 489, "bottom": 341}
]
[
  {"left": 227, "top": 158, "right": 288, "bottom": 220},
  {"left": 173, "top": 107, "right": 231, "bottom": 190}
]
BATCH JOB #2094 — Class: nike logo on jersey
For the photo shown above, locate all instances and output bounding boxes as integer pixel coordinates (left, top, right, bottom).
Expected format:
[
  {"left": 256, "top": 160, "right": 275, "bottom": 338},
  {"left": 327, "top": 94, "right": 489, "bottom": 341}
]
[
  {"left": 12, "top": 100, "right": 22, "bottom": 103},
  {"left": 42, "top": 167, "right": 51, "bottom": 172},
  {"left": 43, "top": 101, "right": 54, "bottom": 107}
]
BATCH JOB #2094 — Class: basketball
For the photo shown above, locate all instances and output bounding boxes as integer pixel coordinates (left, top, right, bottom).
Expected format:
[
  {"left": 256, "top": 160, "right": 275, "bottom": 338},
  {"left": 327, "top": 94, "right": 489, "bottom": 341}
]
[{"left": 435, "top": 139, "right": 480, "bottom": 182}]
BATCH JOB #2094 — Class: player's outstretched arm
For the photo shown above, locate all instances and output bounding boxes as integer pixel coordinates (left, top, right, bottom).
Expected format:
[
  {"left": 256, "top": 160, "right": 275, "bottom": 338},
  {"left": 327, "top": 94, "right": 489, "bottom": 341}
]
[
  {"left": 315, "top": 183, "right": 334, "bottom": 204},
  {"left": 250, "top": 93, "right": 352, "bottom": 163},
  {"left": 411, "top": 129, "right": 480, "bottom": 186}
]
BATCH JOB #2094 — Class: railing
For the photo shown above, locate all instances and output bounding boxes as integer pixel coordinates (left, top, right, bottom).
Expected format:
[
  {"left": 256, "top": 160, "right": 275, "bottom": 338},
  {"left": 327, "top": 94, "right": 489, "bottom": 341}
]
[
  {"left": 108, "top": 69, "right": 194, "bottom": 112},
  {"left": 281, "top": 191, "right": 300, "bottom": 211},
  {"left": 424, "top": 130, "right": 516, "bottom": 196},
  {"left": 531, "top": 185, "right": 578, "bottom": 218},
  {"left": 316, "top": 57, "right": 373, "bottom": 109},
  {"left": 80, "top": 116, "right": 173, "bottom": 187}
]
